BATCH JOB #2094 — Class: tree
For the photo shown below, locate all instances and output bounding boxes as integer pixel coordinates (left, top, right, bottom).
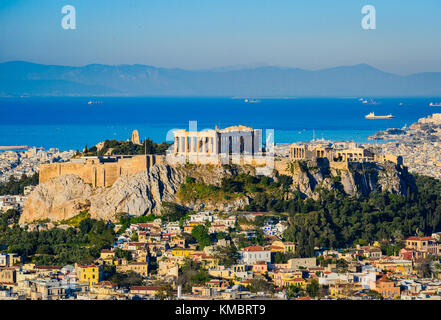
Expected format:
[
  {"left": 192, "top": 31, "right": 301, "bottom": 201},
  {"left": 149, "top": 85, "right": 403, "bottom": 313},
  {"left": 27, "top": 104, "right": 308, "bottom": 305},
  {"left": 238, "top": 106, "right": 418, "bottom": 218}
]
[
  {"left": 191, "top": 225, "right": 212, "bottom": 249},
  {"left": 177, "top": 259, "right": 208, "bottom": 293},
  {"left": 278, "top": 175, "right": 293, "bottom": 192},
  {"left": 274, "top": 252, "right": 295, "bottom": 264},
  {"left": 306, "top": 279, "right": 320, "bottom": 297},
  {"left": 216, "top": 232, "right": 227, "bottom": 240},
  {"left": 191, "top": 270, "right": 211, "bottom": 284},
  {"left": 0, "top": 172, "right": 39, "bottom": 196},
  {"left": 109, "top": 271, "right": 143, "bottom": 288},
  {"left": 155, "top": 284, "right": 175, "bottom": 300},
  {"left": 365, "top": 290, "right": 383, "bottom": 300},
  {"left": 185, "top": 177, "right": 196, "bottom": 184},
  {"left": 161, "top": 202, "right": 188, "bottom": 222},
  {"left": 115, "top": 248, "right": 131, "bottom": 260},
  {"left": 249, "top": 278, "right": 276, "bottom": 294},
  {"left": 415, "top": 257, "right": 432, "bottom": 278},
  {"left": 287, "top": 284, "right": 305, "bottom": 298},
  {"left": 214, "top": 245, "right": 239, "bottom": 267},
  {"left": 221, "top": 178, "right": 243, "bottom": 193}
]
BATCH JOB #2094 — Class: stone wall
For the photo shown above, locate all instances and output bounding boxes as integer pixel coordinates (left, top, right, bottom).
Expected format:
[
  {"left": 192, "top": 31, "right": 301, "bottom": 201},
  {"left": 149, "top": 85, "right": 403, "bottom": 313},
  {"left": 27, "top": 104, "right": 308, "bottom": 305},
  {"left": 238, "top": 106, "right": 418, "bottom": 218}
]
[
  {"left": 274, "top": 158, "right": 291, "bottom": 175},
  {"left": 39, "top": 155, "right": 165, "bottom": 187}
]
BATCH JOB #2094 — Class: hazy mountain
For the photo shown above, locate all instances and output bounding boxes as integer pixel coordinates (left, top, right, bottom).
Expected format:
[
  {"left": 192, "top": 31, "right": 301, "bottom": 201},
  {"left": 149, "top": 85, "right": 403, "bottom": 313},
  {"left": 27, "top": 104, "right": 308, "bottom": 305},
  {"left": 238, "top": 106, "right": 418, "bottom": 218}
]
[{"left": 1, "top": 61, "right": 441, "bottom": 97}]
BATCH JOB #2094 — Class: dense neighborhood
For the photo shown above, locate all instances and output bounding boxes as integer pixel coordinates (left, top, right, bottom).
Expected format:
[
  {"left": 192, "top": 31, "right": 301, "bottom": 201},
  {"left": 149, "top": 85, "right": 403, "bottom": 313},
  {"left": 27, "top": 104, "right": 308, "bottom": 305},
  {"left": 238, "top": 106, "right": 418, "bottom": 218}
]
[{"left": 1, "top": 208, "right": 441, "bottom": 300}]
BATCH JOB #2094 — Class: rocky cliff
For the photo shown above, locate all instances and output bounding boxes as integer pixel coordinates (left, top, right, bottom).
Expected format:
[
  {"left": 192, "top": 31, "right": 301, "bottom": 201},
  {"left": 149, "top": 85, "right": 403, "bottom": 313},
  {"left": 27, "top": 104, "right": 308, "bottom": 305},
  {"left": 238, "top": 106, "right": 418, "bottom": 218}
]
[
  {"left": 20, "top": 161, "right": 415, "bottom": 223},
  {"left": 20, "top": 164, "right": 251, "bottom": 223},
  {"left": 288, "top": 159, "right": 415, "bottom": 199}
]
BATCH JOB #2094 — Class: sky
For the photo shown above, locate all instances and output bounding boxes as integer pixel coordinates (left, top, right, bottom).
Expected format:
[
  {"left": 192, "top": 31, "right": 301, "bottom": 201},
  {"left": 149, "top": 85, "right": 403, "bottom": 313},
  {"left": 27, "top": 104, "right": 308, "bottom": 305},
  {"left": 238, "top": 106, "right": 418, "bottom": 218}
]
[{"left": 0, "top": 0, "right": 440, "bottom": 74}]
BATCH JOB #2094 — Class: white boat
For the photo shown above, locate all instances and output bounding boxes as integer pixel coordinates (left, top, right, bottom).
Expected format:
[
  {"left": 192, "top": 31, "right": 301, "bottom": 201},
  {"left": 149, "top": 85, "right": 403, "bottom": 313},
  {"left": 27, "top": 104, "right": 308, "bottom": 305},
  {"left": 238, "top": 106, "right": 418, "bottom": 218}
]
[
  {"left": 429, "top": 102, "right": 441, "bottom": 107},
  {"left": 362, "top": 98, "right": 380, "bottom": 105},
  {"left": 88, "top": 100, "right": 103, "bottom": 105},
  {"left": 244, "top": 98, "right": 260, "bottom": 103},
  {"left": 365, "top": 112, "right": 394, "bottom": 119}
]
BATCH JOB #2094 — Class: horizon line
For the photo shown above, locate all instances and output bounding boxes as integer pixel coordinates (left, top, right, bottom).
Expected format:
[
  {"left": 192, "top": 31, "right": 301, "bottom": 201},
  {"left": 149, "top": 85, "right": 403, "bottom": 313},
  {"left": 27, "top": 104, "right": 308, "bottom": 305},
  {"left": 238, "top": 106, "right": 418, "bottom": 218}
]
[{"left": 2, "top": 60, "right": 437, "bottom": 77}]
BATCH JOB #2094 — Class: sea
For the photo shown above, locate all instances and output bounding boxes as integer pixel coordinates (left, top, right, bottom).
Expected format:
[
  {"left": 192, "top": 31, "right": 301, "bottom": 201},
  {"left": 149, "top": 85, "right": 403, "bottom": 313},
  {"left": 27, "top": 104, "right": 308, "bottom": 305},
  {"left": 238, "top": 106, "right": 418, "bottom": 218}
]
[{"left": 0, "top": 97, "right": 440, "bottom": 151}]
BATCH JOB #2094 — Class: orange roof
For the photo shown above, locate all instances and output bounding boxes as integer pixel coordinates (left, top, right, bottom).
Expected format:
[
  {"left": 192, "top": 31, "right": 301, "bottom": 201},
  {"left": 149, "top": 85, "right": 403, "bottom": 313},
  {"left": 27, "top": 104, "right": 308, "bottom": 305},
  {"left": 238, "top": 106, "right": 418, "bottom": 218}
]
[
  {"left": 406, "top": 236, "right": 434, "bottom": 241},
  {"left": 139, "top": 223, "right": 154, "bottom": 227},
  {"left": 243, "top": 246, "right": 265, "bottom": 252}
]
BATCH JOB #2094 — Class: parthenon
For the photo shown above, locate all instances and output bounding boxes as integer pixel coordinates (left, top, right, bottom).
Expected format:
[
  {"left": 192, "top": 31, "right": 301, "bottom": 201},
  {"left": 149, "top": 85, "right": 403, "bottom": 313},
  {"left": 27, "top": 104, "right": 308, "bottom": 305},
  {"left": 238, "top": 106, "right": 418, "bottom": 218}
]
[{"left": 168, "top": 125, "right": 268, "bottom": 166}]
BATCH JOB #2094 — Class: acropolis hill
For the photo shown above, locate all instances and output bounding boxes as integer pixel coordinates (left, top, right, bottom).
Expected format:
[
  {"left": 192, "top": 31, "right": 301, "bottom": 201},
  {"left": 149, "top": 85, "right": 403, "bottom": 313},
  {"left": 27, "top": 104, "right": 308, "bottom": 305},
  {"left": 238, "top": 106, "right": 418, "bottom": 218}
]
[{"left": 21, "top": 127, "right": 411, "bottom": 224}]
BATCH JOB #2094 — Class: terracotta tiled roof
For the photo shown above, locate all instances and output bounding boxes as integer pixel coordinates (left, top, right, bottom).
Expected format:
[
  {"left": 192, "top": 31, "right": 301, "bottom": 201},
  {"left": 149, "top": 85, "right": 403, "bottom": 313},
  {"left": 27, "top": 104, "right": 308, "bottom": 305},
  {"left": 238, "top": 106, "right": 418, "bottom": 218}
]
[
  {"left": 243, "top": 246, "right": 265, "bottom": 252},
  {"left": 405, "top": 236, "right": 434, "bottom": 241}
]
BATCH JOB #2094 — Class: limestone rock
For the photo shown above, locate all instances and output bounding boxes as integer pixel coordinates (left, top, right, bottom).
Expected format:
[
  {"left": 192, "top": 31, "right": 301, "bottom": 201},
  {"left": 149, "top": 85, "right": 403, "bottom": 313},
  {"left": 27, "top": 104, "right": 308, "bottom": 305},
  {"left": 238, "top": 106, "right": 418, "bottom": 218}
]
[
  {"left": 20, "top": 174, "right": 92, "bottom": 224},
  {"left": 286, "top": 160, "right": 415, "bottom": 198},
  {"left": 20, "top": 161, "right": 415, "bottom": 224},
  {"left": 20, "top": 164, "right": 245, "bottom": 223}
]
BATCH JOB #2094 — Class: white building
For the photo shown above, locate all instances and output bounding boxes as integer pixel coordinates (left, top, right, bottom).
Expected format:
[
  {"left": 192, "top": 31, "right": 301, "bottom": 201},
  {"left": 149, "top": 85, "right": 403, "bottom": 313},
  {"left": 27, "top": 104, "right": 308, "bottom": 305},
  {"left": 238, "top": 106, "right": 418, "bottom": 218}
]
[
  {"left": 239, "top": 246, "right": 271, "bottom": 265},
  {"left": 189, "top": 212, "right": 214, "bottom": 223}
]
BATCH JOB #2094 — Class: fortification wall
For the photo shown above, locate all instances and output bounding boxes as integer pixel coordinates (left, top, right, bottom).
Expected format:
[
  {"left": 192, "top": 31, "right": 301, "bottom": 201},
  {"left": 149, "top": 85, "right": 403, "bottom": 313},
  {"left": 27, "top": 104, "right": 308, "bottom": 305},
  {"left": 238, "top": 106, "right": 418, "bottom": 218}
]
[
  {"left": 274, "top": 158, "right": 291, "bottom": 175},
  {"left": 39, "top": 155, "right": 165, "bottom": 187}
]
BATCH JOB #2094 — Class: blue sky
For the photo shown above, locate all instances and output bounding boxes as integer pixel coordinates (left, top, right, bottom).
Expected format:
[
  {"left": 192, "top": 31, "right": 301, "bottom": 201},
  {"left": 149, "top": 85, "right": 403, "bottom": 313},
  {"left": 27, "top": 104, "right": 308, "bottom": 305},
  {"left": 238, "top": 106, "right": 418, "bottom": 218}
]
[{"left": 0, "top": 0, "right": 440, "bottom": 74}]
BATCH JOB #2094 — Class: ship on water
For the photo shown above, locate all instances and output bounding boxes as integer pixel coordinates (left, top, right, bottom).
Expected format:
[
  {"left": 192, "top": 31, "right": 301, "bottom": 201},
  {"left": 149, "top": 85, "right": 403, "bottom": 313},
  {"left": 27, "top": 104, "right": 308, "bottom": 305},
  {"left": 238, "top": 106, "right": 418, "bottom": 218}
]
[
  {"left": 359, "top": 98, "right": 380, "bottom": 105},
  {"left": 365, "top": 112, "right": 395, "bottom": 119},
  {"left": 88, "top": 100, "right": 104, "bottom": 105},
  {"left": 244, "top": 98, "right": 261, "bottom": 103},
  {"left": 429, "top": 102, "right": 441, "bottom": 107}
]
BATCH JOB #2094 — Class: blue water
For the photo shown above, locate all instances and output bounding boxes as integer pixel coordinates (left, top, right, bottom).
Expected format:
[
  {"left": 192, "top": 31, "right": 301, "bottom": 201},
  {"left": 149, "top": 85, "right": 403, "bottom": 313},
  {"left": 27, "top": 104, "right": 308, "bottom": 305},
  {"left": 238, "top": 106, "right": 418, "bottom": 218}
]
[{"left": 0, "top": 97, "right": 440, "bottom": 151}]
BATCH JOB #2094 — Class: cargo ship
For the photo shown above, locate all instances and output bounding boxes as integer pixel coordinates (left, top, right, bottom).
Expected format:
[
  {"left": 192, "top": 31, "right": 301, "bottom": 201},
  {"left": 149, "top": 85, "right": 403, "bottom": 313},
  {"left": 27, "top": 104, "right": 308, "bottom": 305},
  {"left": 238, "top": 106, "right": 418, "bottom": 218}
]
[
  {"left": 365, "top": 112, "right": 394, "bottom": 119},
  {"left": 429, "top": 102, "right": 441, "bottom": 107}
]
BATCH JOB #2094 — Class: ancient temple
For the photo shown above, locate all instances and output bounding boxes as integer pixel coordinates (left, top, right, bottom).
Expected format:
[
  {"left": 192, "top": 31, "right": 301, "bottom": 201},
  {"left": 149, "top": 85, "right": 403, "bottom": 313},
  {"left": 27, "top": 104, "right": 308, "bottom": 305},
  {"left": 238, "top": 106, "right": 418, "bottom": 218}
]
[{"left": 169, "top": 125, "right": 267, "bottom": 165}]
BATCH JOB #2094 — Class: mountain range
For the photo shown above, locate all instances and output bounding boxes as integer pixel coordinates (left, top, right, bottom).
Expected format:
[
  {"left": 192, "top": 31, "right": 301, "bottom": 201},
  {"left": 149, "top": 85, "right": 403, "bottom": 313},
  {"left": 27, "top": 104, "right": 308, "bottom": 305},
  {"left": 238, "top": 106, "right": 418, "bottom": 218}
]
[{"left": 1, "top": 61, "right": 441, "bottom": 97}]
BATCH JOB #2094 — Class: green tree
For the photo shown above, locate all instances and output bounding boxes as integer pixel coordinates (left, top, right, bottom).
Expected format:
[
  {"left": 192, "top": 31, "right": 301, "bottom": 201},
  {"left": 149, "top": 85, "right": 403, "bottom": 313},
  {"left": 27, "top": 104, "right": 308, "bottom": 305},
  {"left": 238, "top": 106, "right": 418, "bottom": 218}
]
[
  {"left": 306, "top": 279, "right": 320, "bottom": 297},
  {"left": 191, "top": 225, "right": 212, "bottom": 249},
  {"left": 161, "top": 202, "right": 188, "bottom": 222}
]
